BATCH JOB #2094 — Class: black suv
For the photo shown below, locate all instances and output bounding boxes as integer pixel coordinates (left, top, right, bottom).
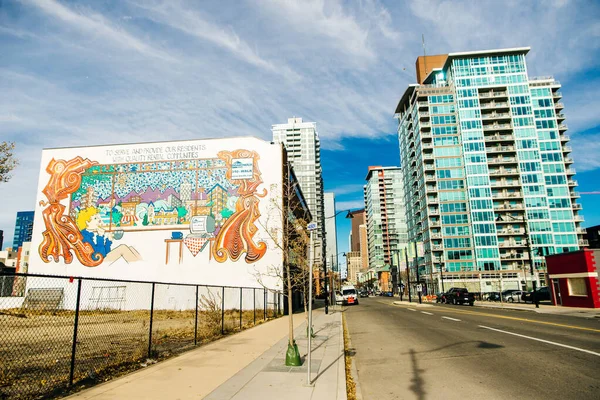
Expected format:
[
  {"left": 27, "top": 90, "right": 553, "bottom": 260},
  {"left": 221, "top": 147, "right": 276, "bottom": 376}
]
[{"left": 522, "top": 286, "right": 551, "bottom": 303}]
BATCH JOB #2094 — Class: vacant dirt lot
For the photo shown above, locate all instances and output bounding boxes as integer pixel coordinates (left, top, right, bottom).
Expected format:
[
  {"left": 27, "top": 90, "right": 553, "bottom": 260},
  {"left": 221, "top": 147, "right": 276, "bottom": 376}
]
[{"left": 0, "top": 307, "right": 277, "bottom": 399}]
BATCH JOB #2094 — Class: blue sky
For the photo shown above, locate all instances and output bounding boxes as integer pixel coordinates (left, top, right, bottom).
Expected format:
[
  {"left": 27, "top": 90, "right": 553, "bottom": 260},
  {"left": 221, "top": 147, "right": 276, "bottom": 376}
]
[{"left": 1, "top": 1, "right": 599, "bottom": 264}]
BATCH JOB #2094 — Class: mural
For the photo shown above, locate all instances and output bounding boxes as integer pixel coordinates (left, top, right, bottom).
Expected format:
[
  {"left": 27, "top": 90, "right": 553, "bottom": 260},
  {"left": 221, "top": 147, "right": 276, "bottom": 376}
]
[{"left": 38, "top": 149, "right": 269, "bottom": 267}]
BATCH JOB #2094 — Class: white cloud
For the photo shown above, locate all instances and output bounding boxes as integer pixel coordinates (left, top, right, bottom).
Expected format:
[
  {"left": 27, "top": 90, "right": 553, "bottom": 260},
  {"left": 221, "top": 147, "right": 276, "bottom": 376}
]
[
  {"left": 2, "top": 0, "right": 600, "bottom": 244},
  {"left": 23, "top": 0, "right": 176, "bottom": 62},
  {"left": 329, "top": 184, "right": 364, "bottom": 197},
  {"left": 335, "top": 200, "right": 365, "bottom": 211}
]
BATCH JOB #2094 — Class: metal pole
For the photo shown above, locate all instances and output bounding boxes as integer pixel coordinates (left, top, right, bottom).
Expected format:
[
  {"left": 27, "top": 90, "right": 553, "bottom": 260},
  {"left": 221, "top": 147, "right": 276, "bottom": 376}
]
[
  {"left": 69, "top": 278, "right": 82, "bottom": 386},
  {"left": 221, "top": 286, "right": 225, "bottom": 334},
  {"left": 148, "top": 283, "right": 156, "bottom": 358},
  {"left": 239, "top": 287, "right": 243, "bottom": 330},
  {"left": 414, "top": 241, "right": 422, "bottom": 304},
  {"left": 253, "top": 287, "right": 256, "bottom": 325},
  {"left": 440, "top": 266, "right": 445, "bottom": 293},
  {"left": 405, "top": 249, "right": 412, "bottom": 302},
  {"left": 307, "top": 230, "right": 314, "bottom": 385},
  {"left": 194, "top": 285, "right": 199, "bottom": 346},
  {"left": 522, "top": 215, "right": 539, "bottom": 308},
  {"left": 264, "top": 288, "right": 267, "bottom": 320}
]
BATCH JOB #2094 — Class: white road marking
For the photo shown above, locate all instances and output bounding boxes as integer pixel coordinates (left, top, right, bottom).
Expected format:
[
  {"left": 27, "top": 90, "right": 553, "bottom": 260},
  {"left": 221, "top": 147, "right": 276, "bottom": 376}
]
[
  {"left": 442, "top": 316, "right": 461, "bottom": 322},
  {"left": 421, "top": 311, "right": 434, "bottom": 315},
  {"left": 478, "top": 325, "right": 600, "bottom": 357},
  {"left": 408, "top": 308, "right": 417, "bottom": 312}
]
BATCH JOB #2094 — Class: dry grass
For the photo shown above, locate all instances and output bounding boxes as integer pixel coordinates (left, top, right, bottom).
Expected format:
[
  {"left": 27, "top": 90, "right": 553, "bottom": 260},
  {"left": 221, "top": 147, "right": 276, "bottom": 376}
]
[
  {"left": 0, "top": 305, "right": 281, "bottom": 400},
  {"left": 342, "top": 313, "right": 357, "bottom": 400}
]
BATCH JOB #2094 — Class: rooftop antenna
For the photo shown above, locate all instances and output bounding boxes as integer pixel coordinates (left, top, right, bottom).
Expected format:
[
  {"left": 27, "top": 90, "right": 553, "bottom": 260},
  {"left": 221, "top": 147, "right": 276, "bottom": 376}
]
[{"left": 422, "top": 34, "right": 428, "bottom": 81}]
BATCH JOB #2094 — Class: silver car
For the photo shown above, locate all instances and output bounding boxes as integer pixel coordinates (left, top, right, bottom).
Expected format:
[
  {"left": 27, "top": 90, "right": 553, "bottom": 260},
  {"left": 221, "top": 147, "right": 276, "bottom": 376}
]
[{"left": 503, "top": 290, "right": 525, "bottom": 302}]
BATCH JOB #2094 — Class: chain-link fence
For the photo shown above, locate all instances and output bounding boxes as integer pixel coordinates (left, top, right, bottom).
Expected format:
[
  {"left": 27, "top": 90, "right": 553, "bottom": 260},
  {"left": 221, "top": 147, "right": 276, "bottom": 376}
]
[{"left": 0, "top": 273, "right": 283, "bottom": 399}]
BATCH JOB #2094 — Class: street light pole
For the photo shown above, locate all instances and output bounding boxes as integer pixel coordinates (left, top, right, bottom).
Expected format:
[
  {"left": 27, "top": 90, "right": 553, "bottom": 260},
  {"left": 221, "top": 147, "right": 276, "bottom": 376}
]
[
  {"left": 414, "top": 241, "right": 422, "bottom": 304},
  {"left": 521, "top": 215, "right": 539, "bottom": 308},
  {"left": 497, "top": 213, "right": 539, "bottom": 308},
  {"left": 404, "top": 247, "right": 412, "bottom": 303}
]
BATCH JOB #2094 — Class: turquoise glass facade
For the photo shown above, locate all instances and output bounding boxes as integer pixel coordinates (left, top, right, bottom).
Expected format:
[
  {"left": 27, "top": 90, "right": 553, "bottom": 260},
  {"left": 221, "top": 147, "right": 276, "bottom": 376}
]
[{"left": 395, "top": 48, "right": 585, "bottom": 291}]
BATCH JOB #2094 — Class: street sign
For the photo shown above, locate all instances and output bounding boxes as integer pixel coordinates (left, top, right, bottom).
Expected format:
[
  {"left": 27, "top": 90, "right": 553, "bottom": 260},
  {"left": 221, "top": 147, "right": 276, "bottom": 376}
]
[
  {"left": 417, "top": 284, "right": 423, "bottom": 293},
  {"left": 307, "top": 222, "right": 317, "bottom": 231}
]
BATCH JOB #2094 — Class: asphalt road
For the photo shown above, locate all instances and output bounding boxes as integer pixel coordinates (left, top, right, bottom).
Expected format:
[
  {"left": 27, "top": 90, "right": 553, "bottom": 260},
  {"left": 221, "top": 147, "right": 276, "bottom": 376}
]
[{"left": 344, "top": 297, "right": 600, "bottom": 400}]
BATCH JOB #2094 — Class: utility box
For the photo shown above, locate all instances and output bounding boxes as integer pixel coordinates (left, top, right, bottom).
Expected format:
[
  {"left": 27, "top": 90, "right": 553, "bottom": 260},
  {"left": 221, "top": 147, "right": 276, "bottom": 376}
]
[{"left": 545, "top": 249, "right": 600, "bottom": 308}]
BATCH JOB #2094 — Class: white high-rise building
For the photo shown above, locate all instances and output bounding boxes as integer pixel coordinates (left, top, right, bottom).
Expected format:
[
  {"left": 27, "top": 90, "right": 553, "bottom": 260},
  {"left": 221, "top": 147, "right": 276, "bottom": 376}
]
[
  {"left": 324, "top": 192, "right": 338, "bottom": 272},
  {"left": 364, "top": 166, "right": 408, "bottom": 269},
  {"left": 272, "top": 118, "right": 325, "bottom": 262}
]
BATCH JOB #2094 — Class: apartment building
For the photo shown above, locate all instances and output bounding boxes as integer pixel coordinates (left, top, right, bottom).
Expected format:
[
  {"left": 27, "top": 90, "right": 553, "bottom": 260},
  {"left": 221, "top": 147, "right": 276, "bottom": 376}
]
[{"left": 394, "top": 47, "right": 585, "bottom": 292}]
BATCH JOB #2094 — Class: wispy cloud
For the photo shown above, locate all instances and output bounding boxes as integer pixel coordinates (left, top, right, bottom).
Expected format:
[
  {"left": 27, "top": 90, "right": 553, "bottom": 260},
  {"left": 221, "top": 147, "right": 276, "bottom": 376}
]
[
  {"left": 1, "top": 0, "right": 600, "bottom": 244},
  {"left": 330, "top": 184, "right": 364, "bottom": 197},
  {"left": 335, "top": 200, "right": 365, "bottom": 211},
  {"left": 23, "top": 0, "right": 176, "bottom": 62}
]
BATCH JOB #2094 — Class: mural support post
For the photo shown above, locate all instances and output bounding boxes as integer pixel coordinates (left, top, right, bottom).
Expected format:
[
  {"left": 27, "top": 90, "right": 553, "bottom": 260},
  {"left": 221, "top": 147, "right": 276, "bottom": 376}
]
[
  {"left": 239, "top": 287, "right": 243, "bottom": 330},
  {"left": 194, "top": 285, "right": 199, "bottom": 346},
  {"left": 221, "top": 287, "right": 225, "bottom": 335},
  {"left": 148, "top": 283, "right": 156, "bottom": 358},
  {"left": 69, "top": 278, "right": 82, "bottom": 386},
  {"left": 253, "top": 288, "right": 256, "bottom": 325}
]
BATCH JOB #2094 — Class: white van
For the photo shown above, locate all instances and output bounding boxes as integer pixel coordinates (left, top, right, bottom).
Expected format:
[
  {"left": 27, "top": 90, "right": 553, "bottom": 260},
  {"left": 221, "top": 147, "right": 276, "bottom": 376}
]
[{"left": 341, "top": 285, "right": 359, "bottom": 305}]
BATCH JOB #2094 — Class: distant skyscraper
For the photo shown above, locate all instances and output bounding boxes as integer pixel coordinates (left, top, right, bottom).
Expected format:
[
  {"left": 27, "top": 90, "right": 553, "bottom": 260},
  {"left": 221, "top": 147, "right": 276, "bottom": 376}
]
[
  {"left": 395, "top": 47, "right": 585, "bottom": 292},
  {"left": 363, "top": 167, "right": 408, "bottom": 269},
  {"left": 272, "top": 117, "right": 325, "bottom": 261},
  {"left": 12, "top": 211, "right": 34, "bottom": 249},
  {"left": 324, "top": 192, "right": 338, "bottom": 271}
]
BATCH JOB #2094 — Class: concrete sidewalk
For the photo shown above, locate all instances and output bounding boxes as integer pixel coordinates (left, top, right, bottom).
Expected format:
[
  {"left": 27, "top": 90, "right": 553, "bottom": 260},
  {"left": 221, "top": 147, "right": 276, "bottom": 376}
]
[
  {"left": 205, "top": 309, "right": 346, "bottom": 400},
  {"left": 392, "top": 299, "right": 600, "bottom": 318},
  {"left": 66, "top": 309, "right": 346, "bottom": 400}
]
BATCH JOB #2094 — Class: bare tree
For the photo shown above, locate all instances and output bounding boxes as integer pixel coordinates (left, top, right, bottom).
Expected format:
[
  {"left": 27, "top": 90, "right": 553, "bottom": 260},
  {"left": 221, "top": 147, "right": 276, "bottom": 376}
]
[
  {"left": 0, "top": 141, "right": 18, "bottom": 183},
  {"left": 253, "top": 164, "right": 312, "bottom": 366}
]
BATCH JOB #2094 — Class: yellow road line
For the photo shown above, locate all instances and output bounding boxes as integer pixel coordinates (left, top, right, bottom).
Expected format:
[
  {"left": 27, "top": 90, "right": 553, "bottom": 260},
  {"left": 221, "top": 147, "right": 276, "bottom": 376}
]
[{"left": 396, "top": 304, "right": 600, "bottom": 333}]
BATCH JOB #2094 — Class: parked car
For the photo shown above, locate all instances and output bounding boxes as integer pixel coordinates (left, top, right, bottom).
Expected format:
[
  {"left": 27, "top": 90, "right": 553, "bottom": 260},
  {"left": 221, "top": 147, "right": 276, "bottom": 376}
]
[
  {"left": 445, "top": 287, "right": 475, "bottom": 306},
  {"left": 341, "top": 285, "right": 359, "bottom": 305},
  {"left": 435, "top": 292, "right": 447, "bottom": 303},
  {"left": 383, "top": 291, "right": 393, "bottom": 297},
  {"left": 522, "top": 286, "right": 551, "bottom": 303},
  {"left": 359, "top": 290, "right": 369, "bottom": 298},
  {"left": 485, "top": 292, "right": 501, "bottom": 302},
  {"left": 503, "top": 290, "right": 525, "bottom": 302}
]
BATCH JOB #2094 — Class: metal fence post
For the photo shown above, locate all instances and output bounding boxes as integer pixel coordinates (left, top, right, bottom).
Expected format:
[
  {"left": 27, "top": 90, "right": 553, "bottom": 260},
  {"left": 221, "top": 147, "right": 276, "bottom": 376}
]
[
  {"left": 148, "top": 283, "right": 156, "bottom": 358},
  {"left": 273, "top": 292, "right": 276, "bottom": 318},
  {"left": 69, "top": 278, "right": 83, "bottom": 386},
  {"left": 239, "top": 287, "right": 243, "bottom": 330},
  {"left": 264, "top": 288, "right": 267, "bottom": 320},
  {"left": 253, "top": 287, "right": 256, "bottom": 325},
  {"left": 194, "top": 285, "right": 199, "bottom": 346},
  {"left": 221, "top": 286, "right": 225, "bottom": 335}
]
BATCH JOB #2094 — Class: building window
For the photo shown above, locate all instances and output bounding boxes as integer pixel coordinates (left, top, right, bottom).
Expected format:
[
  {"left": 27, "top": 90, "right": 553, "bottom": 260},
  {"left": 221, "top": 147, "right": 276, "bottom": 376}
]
[{"left": 567, "top": 278, "right": 588, "bottom": 297}]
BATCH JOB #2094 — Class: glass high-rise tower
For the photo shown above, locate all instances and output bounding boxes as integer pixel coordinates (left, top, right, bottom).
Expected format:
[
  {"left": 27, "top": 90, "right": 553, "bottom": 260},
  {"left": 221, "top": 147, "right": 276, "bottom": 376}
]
[
  {"left": 12, "top": 211, "right": 34, "bottom": 250},
  {"left": 272, "top": 117, "right": 325, "bottom": 262},
  {"left": 364, "top": 166, "right": 408, "bottom": 269},
  {"left": 394, "top": 47, "right": 586, "bottom": 292}
]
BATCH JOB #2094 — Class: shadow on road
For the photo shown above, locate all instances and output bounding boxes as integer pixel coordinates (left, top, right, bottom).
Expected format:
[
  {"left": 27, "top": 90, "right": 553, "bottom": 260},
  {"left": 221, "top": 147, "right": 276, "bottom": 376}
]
[
  {"left": 403, "top": 340, "right": 505, "bottom": 356},
  {"left": 409, "top": 349, "right": 426, "bottom": 400}
]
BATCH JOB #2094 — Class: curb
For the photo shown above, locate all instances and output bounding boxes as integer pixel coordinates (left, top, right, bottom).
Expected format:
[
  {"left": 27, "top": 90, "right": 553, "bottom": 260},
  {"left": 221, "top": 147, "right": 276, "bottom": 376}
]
[{"left": 344, "top": 315, "right": 363, "bottom": 400}]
